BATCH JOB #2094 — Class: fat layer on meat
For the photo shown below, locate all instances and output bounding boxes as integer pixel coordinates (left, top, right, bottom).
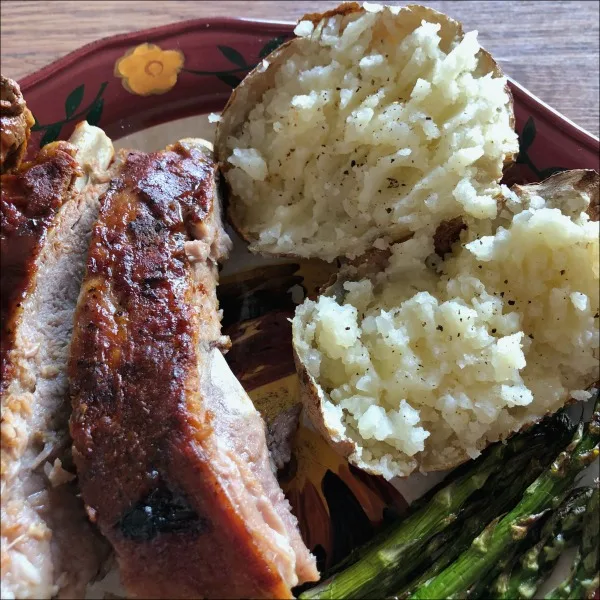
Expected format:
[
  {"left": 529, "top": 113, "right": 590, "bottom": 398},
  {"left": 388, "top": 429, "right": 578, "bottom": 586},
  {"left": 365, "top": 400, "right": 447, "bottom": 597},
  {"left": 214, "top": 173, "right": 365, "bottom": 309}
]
[
  {"left": 1, "top": 122, "right": 114, "bottom": 599},
  {"left": 69, "top": 139, "right": 318, "bottom": 599}
]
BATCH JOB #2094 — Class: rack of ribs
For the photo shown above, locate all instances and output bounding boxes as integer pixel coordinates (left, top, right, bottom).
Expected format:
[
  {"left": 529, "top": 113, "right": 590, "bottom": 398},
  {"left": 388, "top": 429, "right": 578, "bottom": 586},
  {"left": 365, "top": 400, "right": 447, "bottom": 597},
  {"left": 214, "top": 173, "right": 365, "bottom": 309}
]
[
  {"left": 68, "top": 139, "right": 318, "bottom": 599},
  {"left": 1, "top": 77, "right": 116, "bottom": 600}
]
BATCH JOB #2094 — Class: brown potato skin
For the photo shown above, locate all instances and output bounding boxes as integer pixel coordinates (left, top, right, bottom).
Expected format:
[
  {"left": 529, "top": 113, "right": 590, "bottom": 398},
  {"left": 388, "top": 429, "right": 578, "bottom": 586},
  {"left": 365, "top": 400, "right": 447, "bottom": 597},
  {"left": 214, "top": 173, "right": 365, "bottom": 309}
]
[
  {"left": 215, "top": 3, "right": 517, "bottom": 256},
  {"left": 295, "top": 169, "right": 599, "bottom": 478},
  {"left": 215, "top": 37, "right": 296, "bottom": 250}
]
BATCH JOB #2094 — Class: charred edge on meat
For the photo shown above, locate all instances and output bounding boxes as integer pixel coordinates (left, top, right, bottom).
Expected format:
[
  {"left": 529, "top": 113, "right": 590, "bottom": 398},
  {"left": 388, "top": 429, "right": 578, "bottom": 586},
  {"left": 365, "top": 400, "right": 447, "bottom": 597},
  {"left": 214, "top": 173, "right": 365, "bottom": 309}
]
[{"left": 118, "top": 479, "right": 211, "bottom": 541}]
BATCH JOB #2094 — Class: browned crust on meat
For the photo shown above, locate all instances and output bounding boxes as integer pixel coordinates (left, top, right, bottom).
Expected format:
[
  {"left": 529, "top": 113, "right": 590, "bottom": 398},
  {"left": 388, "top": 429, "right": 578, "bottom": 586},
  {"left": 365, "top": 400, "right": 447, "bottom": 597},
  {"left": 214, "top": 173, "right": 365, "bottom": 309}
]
[
  {"left": 0, "top": 142, "right": 79, "bottom": 393},
  {"left": 69, "top": 144, "right": 215, "bottom": 525},
  {"left": 69, "top": 144, "right": 292, "bottom": 599},
  {"left": 1, "top": 76, "right": 35, "bottom": 174}
]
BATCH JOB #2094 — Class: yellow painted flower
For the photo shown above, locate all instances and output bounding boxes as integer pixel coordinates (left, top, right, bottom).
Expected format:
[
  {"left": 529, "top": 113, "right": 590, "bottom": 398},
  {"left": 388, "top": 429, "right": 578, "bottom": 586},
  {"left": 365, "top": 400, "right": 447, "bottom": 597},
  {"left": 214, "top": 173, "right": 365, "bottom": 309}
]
[{"left": 114, "top": 43, "right": 184, "bottom": 96}]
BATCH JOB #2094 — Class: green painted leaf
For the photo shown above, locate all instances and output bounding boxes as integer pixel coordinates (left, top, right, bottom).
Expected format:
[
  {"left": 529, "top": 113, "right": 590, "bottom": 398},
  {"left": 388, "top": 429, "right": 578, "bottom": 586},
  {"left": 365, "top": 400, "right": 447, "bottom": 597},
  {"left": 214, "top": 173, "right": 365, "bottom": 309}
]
[
  {"left": 31, "top": 115, "right": 42, "bottom": 132},
  {"left": 216, "top": 73, "right": 242, "bottom": 88},
  {"left": 259, "top": 36, "right": 285, "bottom": 59},
  {"left": 40, "top": 124, "right": 62, "bottom": 147},
  {"left": 539, "top": 166, "right": 568, "bottom": 180},
  {"left": 65, "top": 85, "right": 85, "bottom": 118},
  {"left": 86, "top": 98, "right": 104, "bottom": 126},
  {"left": 520, "top": 117, "right": 536, "bottom": 152},
  {"left": 217, "top": 45, "right": 247, "bottom": 68}
]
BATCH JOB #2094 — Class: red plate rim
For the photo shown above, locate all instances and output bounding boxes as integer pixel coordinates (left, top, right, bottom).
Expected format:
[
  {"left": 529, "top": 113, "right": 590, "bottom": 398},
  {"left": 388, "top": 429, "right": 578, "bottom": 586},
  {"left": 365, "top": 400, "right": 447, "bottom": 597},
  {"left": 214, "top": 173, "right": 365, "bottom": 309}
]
[
  {"left": 17, "top": 16, "right": 599, "bottom": 155},
  {"left": 18, "top": 17, "right": 292, "bottom": 89}
]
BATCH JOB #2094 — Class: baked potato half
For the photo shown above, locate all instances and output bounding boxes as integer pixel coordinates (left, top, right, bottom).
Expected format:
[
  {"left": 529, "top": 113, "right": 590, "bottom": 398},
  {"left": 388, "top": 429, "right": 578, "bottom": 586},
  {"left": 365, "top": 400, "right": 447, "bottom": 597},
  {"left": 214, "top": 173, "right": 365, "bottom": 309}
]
[
  {"left": 215, "top": 2, "right": 518, "bottom": 262},
  {"left": 292, "top": 170, "right": 599, "bottom": 479}
]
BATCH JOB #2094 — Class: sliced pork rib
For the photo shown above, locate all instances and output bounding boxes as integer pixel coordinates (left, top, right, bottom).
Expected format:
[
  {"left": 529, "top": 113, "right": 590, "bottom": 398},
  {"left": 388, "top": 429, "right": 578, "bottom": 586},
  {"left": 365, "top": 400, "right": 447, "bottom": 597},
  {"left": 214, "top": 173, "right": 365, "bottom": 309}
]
[
  {"left": 0, "top": 77, "right": 34, "bottom": 174},
  {"left": 68, "top": 139, "right": 318, "bottom": 599},
  {"left": 1, "top": 122, "right": 114, "bottom": 599}
]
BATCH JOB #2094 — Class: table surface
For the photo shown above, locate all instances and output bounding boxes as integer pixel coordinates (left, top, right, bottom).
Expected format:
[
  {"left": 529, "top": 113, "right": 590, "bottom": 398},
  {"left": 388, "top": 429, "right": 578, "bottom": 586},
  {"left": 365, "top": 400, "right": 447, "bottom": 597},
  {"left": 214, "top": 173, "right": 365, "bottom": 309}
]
[{"left": 1, "top": 0, "right": 598, "bottom": 137}]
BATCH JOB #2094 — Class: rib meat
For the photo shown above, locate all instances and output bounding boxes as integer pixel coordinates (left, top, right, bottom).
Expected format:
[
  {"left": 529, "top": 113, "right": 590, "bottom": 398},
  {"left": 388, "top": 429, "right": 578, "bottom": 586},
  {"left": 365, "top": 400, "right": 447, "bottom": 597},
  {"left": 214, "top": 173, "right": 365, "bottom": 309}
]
[
  {"left": 68, "top": 139, "right": 318, "bottom": 599},
  {"left": 0, "top": 76, "right": 34, "bottom": 174},
  {"left": 1, "top": 121, "right": 114, "bottom": 599}
]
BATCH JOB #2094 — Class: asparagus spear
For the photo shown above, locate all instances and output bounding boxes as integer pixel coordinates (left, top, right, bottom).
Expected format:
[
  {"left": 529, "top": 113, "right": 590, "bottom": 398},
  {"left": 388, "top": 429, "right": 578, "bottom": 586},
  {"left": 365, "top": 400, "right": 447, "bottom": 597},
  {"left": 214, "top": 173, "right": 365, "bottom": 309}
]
[
  {"left": 299, "top": 411, "right": 576, "bottom": 600},
  {"left": 410, "top": 395, "right": 600, "bottom": 600},
  {"left": 544, "top": 486, "right": 600, "bottom": 600},
  {"left": 467, "top": 543, "right": 524, "bottom": 599},
  {"left": 568, "top": 486, "right": 600, "bottom": 600},
  {"left": 490, "top": 486, "right": 593, "bottom": 599},
  {"left": 394, "top": 445, "right": 558, "bottom": 599},
  {"left": 544, "top": 553, "right": 582, "bottom": 600},
  {"left": 300, "top": 448, "right": 503, "bottom": 600}
]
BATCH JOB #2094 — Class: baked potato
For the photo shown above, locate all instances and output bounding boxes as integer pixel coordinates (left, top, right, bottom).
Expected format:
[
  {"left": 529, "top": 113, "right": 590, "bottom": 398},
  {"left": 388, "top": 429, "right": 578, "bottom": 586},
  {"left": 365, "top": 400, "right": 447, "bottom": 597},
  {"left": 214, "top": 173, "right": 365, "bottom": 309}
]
[
  {"left": 292, "top": 170, "right": 599, "bottom": 479},
  {"left": 215, "top": 2, "right": 518, "bottom": 262}
]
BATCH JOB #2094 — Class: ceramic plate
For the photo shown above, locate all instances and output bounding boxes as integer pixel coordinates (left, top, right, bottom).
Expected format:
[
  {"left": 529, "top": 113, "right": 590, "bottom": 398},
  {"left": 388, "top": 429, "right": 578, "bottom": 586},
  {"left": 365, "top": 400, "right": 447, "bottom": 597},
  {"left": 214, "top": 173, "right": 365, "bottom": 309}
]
[{"left": 17, "top": 16, "right": 600, "bottom": 599}]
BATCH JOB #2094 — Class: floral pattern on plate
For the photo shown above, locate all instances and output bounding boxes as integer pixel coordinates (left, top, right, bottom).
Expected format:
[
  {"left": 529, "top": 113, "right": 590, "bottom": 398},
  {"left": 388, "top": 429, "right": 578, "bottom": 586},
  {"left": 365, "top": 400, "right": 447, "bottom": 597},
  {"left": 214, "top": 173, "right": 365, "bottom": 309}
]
[{"left": 114, "top": 43, "right": 185, "bottom": 96}]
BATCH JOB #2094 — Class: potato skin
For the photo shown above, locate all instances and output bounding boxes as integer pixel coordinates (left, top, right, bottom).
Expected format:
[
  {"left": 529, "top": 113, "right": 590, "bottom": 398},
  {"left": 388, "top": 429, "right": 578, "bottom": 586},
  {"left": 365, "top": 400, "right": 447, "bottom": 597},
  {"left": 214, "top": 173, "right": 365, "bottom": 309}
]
[
  {"left": 214, "top": 3, "right": 517, "bottom": 256},
  {"left": 215, "top": 37, "right": 295, "bottom": 249},
  {"left": 510, "top": 168, "right": 599, "bottom": 220},
  {"left": 292, "top": 346, "right": 360, "bottom": 465},
  {"left": 294, "top": 170, "right": 599, "bottom": 478}
]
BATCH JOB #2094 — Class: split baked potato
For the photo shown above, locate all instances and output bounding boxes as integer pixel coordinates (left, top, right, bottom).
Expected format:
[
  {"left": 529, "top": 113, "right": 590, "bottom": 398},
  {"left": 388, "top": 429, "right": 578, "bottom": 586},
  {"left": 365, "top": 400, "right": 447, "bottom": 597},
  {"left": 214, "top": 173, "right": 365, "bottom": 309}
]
[
  {"left": 292, "top": 170, "right": 599, "bottom": 479},
  {"left": 216, "top": 1, "right": 598, "bottom": 480},
  {"left": 215, "top": 2, "right": 518, "bottom": 262}
]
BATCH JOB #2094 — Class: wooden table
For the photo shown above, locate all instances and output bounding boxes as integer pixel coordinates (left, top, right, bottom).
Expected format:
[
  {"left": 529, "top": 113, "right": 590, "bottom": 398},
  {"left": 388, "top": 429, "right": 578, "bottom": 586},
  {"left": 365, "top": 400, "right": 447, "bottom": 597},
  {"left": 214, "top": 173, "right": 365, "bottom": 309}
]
[{"left": 1, "top": 0, "right": 598, "bottom": 136}]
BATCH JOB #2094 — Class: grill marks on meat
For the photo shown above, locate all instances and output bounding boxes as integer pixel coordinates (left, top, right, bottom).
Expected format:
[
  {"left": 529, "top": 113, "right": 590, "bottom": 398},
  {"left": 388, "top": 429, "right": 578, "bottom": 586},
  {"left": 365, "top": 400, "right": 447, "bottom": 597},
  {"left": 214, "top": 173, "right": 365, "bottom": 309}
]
[
  {"left": 0, "top": 76, "right": 34, "bottom": 174},
  {"left": 118, "top": 482, "right": 210, "bottom": 542},
  {"left": 70, "top": 144, "right": 220, "bottom": 530},
  {"left": 1, "top": 126, "right": 114, "bottom": 600},
  {"left": 69, "top": 140, "right": 317, "bottom": 599}
]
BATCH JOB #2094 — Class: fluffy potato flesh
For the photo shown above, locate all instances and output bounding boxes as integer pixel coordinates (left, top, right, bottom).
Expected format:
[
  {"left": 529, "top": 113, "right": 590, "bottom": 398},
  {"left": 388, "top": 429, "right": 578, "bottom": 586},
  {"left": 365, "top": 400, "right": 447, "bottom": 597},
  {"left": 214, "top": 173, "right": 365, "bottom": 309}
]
[
  {"left": 293, "top": 172, "right": 599, "bottom": 479},
  {"left": 220, "top": 3, "right": 518, "bottom": 261}
]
